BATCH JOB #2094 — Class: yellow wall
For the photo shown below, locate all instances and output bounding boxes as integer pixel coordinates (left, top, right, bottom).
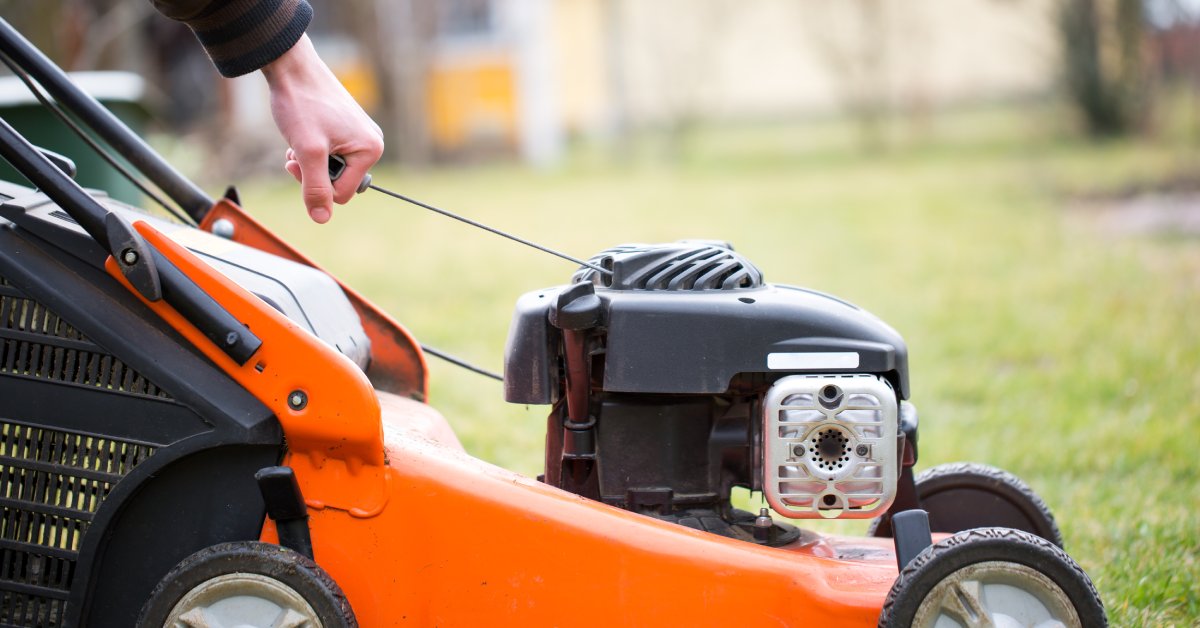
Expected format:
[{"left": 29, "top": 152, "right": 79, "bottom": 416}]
[
  {"left": 426, "top": 52, "right": 519, "bottom": 154},
  {"left": 550, "top": 0, "right": 1058, "bottom": 131},
  {"left": 550, "top": 0, "right": 609, "bottom": 134}
]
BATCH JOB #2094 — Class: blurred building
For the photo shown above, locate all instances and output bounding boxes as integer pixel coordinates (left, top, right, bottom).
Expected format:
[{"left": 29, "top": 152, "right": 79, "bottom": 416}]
[
  {"left": 0, "top": 0, "right": 1067, "bottom": 167},
  {"left": 314, "top": 0, "right": 1062, "bottom": 161},
  {"left": 1147, "top": 0, "right": 1200, "bottom": 83},
  {"left": 555, "top": 0, "right": 1059, "bottom": 136},
  {"left": 310, "top": 0, "right": 562, "bottom": 165}
]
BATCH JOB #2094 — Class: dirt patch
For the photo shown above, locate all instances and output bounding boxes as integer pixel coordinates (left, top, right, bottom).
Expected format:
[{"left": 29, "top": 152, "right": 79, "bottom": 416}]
[
  {"left": 1078, "top": 192, "right": 1200, "bottom": 236},
  {"left": 1068, "top": 177, "right": 1200, "bottom": 236}
]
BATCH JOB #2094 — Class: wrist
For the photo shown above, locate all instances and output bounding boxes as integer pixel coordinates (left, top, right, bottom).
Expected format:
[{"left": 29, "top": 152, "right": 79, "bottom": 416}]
[{"left": 261, "top": 34, "right": 322, "bottom": 89}]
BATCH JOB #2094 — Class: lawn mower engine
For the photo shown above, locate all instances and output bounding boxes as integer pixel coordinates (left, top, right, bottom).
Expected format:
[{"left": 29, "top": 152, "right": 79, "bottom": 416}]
[{"left": 505, "top": 242, "right": 916, "bottom": 545}]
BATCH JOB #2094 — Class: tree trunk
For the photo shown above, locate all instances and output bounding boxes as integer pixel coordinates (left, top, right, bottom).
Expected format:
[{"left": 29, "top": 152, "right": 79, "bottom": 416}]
[
  {"left": 346, "top": 0, "right": 434, "bottom": 166},
  {"left": 1058, "top": 0, "right": 1148, "bottom": 136}
]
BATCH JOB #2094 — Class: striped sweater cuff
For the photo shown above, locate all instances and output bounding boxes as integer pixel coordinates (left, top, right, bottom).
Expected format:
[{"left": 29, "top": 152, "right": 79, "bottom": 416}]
[{"left": 156, "top": 0, "right": 314, "bottom": 78}]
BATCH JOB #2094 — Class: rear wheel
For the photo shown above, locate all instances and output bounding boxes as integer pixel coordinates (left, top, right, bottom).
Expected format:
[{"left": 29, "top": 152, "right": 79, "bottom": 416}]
[
  {"left": 878, "top": 527, "right": 1106, "bottom": 627},
  {"left": 137, "top": 541, "right": 356, "bottom": 628},
  {"left": 870, "top": 462, "right": 1063, "bottom": 547}
]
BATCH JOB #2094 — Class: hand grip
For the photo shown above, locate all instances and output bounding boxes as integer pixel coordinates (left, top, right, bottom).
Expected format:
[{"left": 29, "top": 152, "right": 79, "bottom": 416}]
[{"left": 327, "top": 154, "right": 372, "bottom": 194}]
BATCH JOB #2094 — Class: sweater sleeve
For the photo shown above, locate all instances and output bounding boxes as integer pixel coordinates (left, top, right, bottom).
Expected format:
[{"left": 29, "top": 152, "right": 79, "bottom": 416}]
[{"left": 150, "top": 0, "right": 313, "bottom": 77}]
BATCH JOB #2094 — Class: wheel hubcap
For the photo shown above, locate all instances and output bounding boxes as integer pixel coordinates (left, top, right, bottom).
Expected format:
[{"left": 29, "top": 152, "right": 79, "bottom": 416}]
[
  {"left": 912, "top": 561, "right": 1080, "bottom": 628},
  {"left": 166, "top": 573, "right": 323, "bottom": 628}
]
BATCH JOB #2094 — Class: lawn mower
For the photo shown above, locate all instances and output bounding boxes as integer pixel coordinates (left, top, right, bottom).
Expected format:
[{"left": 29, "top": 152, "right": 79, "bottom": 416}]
[{"left": 0, "top": 18, "right": 1106, "bottom": 627}]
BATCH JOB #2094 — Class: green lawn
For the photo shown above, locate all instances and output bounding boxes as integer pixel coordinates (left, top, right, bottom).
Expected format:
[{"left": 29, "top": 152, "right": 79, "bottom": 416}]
[{"left": 230, "top": 107, "right": 1199, "bottom": 626}]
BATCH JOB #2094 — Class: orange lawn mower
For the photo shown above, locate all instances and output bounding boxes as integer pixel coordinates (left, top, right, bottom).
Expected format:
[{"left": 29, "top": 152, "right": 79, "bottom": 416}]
[{"left": 0, "top": 18, "right": 1106, "bottom": 627}]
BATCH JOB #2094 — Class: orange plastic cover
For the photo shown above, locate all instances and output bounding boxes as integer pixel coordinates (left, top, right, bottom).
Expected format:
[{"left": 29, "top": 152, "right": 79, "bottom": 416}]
[{"left": 199, "top": 199, "right": 429, "bottom": 401}]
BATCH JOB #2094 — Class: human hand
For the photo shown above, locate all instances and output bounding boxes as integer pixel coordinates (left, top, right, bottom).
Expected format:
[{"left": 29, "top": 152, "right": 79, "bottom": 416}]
[{"left": 262, "top": 34, "right": 383, "bottom": 223}]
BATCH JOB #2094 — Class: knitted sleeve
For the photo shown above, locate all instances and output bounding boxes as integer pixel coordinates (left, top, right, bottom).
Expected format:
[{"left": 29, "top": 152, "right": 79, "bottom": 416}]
[{"left": 150, "top": 0, "right": 313, "bottom": 77}]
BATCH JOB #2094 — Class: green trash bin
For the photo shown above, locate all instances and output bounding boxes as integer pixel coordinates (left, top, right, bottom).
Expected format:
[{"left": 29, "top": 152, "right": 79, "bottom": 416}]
[{"left": 0, "top": 70, "right": 149, "bottom": 206}]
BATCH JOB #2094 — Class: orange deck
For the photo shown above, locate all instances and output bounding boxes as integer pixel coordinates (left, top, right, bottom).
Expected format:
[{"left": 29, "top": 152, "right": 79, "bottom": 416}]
[{"left": 283, "top": 397, "right": 898, "bottom": 626}]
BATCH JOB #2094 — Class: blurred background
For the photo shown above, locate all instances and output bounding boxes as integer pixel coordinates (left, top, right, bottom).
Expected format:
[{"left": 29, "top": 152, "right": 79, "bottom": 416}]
[
  {"left": 4, "top": 0, "right": 1198, "bottom": 173},
  {"left": 1, "top": 0, "right": 1198, "bottom": 624}
]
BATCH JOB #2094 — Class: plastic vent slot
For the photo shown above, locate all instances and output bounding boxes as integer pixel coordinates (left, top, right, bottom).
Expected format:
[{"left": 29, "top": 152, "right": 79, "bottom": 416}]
[
  {"left": 47, "top": 211, "right": 77, "bottom": 225},
  {"left": 0, "top": 421, "right": 154, "bottom": 627},
  {"left": 639, "top": 247, "right": 756, "bottom": 291},
  {"left": 572, "top": 242, "right": 764, "bottom": 291},
  {"left": 0, "top": 278, "right": 170, "bottom": 399}
]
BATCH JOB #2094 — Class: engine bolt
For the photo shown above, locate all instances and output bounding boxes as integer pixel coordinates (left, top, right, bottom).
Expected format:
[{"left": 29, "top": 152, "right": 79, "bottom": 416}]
[
  {"left": 287, "top": 390, "right": 308, "bottom": 410},
  {"left": 754, "top": 507, "right": 772, "bottom": 543},
  {"left": 120, "top": 248, "right": 138, "bottom": 265},
  {"left": 211, "top": 218, "right": 236, "bottom": 239},
  {"left": 855, "top": 444, "right": 870, "bottom": 457},
  {"left": 818, "top": 384, "right": 844, "bottom": 410},
  {"left": 792, "top": 444, "right": 805, "bottom": 458}
]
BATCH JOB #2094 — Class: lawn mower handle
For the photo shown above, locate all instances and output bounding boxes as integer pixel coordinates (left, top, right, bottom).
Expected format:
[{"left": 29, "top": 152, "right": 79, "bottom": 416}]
[{"left": 0, "top": 17, "right": 215, "bottom": 220}]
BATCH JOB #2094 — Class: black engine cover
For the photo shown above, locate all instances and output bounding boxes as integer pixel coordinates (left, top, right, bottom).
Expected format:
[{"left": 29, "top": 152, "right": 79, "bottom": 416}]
[{"left": 504, "top": 242, "right": 909, "bottom": 402}]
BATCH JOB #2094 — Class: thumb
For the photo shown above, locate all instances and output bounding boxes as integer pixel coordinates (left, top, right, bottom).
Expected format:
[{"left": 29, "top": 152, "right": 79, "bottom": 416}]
[{"left": 295, "top": 146, "right": 334, "bottom": 223}]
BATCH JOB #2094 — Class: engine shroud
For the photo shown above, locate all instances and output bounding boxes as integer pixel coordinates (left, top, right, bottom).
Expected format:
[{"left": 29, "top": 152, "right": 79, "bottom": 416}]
[
  {"left": 506, "top": 243, "right": 910, "bottom": 402},
  {"left": 504, "top": 242, "right": 911, "bottom": 540}
]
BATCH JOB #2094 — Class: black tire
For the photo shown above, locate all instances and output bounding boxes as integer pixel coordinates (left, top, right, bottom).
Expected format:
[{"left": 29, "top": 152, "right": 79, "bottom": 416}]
[
  {"left": 878, "top": 527, "right": 1106, "bottom": 627},
  {"left": 136, "top": 541, "right": 356, "bottom": 628},
  {"left": 869, "top": 462, "right": 1063, "bottom": 547}
]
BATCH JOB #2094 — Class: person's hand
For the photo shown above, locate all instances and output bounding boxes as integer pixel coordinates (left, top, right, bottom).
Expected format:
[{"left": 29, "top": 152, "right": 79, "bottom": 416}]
[{"left": 261, "top": 34, "right": 383, "bottom": 223}]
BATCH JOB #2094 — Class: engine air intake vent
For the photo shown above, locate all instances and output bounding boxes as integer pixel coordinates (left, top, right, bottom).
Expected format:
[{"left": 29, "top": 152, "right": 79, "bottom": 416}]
[
  {"left": 573, "top": 241, "right": 763, "bottom": 291},
  {"left": 0, "top": 420, "right": 155, "bottom": 627},
  {"left": 0, "top": 275, "right": 170, "bottom": 399}
]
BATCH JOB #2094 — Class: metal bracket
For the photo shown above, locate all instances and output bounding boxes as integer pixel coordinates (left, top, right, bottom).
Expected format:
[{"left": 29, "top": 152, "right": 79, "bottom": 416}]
[{"left": 104, "top": 213, "right": 161, "bottom": 301}]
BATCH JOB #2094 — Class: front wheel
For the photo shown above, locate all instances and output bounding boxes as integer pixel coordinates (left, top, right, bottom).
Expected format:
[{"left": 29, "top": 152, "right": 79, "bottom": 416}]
[
  {"left": 878, "top": 527, "right": 1105, "bottom": 628},
  {"left": 136, "top": 541, "right": 356, "bottom": 628}
]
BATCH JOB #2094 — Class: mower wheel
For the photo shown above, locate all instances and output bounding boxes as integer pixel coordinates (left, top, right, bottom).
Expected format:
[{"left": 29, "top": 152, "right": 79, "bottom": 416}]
[
  {"left": 869, "top": 462, "right": 1063, "bottom": 546},
  {"left": 877, "top": 527, "right": 1106, "bottom": 628},
  {"left": 136, "top": 541, "right": 356, "bottom": 628}
]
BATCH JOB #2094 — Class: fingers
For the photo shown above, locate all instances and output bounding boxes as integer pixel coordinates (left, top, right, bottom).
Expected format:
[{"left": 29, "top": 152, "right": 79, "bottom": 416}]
[
  {"left": 293, "top": 144, "right": 333, "bottom": 224},
  {"left": 284, "top": 149, "right": 301, "bottom": 182},
  {"left": 285, "top": 141, "right": 380, "bottom": 217}
]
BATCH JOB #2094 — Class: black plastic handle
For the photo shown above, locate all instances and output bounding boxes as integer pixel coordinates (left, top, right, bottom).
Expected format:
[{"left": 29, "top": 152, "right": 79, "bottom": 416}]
[{"left": 327, "top": 154, "right": 371, "bottom": 194}]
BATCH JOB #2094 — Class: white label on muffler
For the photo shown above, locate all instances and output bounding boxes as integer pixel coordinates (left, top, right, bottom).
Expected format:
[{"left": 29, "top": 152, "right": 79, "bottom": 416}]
[{"left": 767, "top": 352, "right": 860, "bottom": 370}]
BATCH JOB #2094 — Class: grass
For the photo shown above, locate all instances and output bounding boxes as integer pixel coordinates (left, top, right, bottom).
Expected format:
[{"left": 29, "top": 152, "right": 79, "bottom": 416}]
[{"left": 224, "top": 104, "right": 1198, "bottom": 626}]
